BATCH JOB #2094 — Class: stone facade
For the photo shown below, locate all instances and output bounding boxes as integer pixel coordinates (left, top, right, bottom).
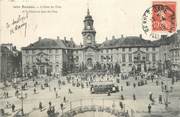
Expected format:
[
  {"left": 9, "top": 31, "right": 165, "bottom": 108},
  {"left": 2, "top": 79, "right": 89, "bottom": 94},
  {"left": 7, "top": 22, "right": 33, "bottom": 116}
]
[
  {"left": 0, "top": 44, "right": 21, "bottom": 81},
  {"left": 21, "top": 9, "right": 180, "bottom": 76},
  {"left": 169, "top": 30, "right": 180, "bottom": 74}
]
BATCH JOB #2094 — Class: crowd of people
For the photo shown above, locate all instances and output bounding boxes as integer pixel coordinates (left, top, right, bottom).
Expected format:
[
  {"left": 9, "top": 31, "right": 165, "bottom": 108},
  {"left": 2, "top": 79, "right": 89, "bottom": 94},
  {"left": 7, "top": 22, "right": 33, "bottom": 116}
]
[{"left": 0, "top": 71, "right": 178, "bottom": 116}]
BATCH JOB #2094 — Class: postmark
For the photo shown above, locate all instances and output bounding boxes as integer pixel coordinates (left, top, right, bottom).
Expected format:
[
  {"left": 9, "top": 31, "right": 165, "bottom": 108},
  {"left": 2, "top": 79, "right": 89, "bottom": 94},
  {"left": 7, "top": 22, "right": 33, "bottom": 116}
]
[{"left": 142, "top": 1, "right": 176, "bottom": 39}]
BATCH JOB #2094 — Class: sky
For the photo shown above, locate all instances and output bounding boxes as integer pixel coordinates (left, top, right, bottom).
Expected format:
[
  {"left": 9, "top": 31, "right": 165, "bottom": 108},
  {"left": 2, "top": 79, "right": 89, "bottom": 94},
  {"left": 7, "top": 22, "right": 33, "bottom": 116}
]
[{"left": 0, "top": 0, "right": 180, "bottom": 50}]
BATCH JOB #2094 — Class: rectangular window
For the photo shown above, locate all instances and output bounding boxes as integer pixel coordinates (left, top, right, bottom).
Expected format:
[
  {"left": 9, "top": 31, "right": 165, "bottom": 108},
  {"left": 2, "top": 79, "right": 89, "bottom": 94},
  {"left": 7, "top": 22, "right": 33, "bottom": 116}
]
[
  {"left": 49, "top": 49, "right": 52, "bottom": 53},
  {"left": 55, "top": 49, "right": 58, "bottom": 53},
  {"left": 26, "top": 50, "right": 29, "bottom": 54},
  {"left": 32, "top": 50, "right": 35, "bottom": 54},
  {"left": 146, "top": 53, "right": 149, "bottom": 61},
  {"left": 146, "top": 48, "right": 149, "bottom": 51},
  {"left": 152, "top": 47, "right": 156, "bottom": 51},
  {"left": 106, "top": 49, "right": 109, "bottom": 53},
  {"left": 122, "top": 54, "right": 126, "bottom": 62},
  {"left": 101, "top": 56, "right": 103, "bottom": 62},
  {"left": 55, "top": 56, "right": 59, "bottom": 62},
  {"left": 152, "top": 53, "right": 156, "bottom": 62},
  {"left": 122, "top": 48, "right": 125, "bottom": 52},
  {"left": 129, "top": 54, "right": 132, "bottom": 62},
  {"left": 129, "top": 48, "right": 132, "bottom": 52}
]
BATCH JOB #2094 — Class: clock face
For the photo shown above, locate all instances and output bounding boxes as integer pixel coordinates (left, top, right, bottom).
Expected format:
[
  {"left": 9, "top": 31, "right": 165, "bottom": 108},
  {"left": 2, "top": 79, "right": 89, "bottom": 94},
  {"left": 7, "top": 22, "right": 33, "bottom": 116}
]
[
  {"left": 87, "top": 35, "right": 92, "bottom": 44},
  {"left": 87, "top": 26, "right": 91, "bottom": 29}
]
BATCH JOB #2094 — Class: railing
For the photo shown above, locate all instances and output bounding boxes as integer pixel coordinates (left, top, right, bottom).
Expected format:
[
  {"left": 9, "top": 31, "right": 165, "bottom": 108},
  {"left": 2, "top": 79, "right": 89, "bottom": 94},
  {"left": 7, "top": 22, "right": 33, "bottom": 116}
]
[{"left": 57, "top": 98, "right": 136, "bottom": 117}]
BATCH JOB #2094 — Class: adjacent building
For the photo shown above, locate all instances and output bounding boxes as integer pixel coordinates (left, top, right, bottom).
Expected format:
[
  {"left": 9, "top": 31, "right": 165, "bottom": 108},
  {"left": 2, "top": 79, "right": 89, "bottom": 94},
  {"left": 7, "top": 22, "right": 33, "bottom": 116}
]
[{"left": 0, "top": 44, "right": 21, "bottom": 82}]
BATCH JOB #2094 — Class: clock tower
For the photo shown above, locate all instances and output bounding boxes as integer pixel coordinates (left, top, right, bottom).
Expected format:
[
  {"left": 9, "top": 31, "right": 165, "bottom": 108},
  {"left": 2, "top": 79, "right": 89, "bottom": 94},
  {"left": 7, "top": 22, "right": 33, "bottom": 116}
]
[{"left": 82, "top": 9, "right": 96, "bottom": 46}]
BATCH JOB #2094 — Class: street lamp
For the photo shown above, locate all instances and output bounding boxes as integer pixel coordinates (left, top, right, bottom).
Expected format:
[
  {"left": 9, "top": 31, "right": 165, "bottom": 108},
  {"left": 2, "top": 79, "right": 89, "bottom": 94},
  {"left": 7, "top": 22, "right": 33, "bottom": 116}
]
[
  {"left": 17, "top": 91, "right": 27, "bottom": 116},
  {"left": 164, "top": 90, "right": 169, "bottom": 109}
]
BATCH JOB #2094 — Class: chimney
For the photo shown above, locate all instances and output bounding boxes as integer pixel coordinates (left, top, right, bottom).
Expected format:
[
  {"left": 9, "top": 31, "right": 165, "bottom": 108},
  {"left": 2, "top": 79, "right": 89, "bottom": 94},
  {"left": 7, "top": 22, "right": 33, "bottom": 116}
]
[
  {"left": 161, "top": 35, "right": 167, "bottom": 39},
  {"left": 70, "top": 37, "right": 73, "bottom": 42},
  {"left": 105, "top": 37, "right": 108, "bottom": 41},
  {"left": 64, "top": 37, "right": 66, "bottom": 41},
  {"left": 57, "top": 36, "right": 60, "bottom": 40},
  {"left": 38, "top": 36, "right": 42, "bottom": 41},
  {"left": 121, "top": 34, "right": 124, "bottom": 38},
  {"left": 139, "top": 34, "right": 142, "bottom": 39},
  {"left": 112, "top": 35, "right": 115, "bottom": 40}
]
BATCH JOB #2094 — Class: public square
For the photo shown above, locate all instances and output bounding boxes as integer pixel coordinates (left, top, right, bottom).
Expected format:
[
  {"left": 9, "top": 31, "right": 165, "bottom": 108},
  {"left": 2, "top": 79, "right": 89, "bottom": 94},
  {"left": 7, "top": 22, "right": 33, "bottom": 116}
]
[
  {"left": 0, "top": 72, "right": 180, "bottom": 117},
  {"left": 1, "top": 1, "right": 180, "bottom": 117}
]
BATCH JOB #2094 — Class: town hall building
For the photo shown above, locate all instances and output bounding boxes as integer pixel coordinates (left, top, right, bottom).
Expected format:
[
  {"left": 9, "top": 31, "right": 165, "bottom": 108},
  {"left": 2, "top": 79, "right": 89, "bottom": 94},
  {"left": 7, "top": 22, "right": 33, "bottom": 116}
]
[{"left": 21, "top": 9, "right": 180, "bottom": 76}]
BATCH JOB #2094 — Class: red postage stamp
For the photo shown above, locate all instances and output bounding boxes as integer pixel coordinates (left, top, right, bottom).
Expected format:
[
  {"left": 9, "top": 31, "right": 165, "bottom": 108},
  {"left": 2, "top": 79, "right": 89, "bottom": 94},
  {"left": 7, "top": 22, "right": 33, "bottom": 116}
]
[{"left": 152, "top": 1, "right": 176, "bottom": 32}]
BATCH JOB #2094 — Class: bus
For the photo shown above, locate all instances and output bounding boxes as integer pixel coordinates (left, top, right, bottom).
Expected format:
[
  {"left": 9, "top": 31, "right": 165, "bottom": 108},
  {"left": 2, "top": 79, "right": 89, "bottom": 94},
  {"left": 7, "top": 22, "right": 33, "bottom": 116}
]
[{"left": 90, "top": 81, "right": 119, "bottom": 94}]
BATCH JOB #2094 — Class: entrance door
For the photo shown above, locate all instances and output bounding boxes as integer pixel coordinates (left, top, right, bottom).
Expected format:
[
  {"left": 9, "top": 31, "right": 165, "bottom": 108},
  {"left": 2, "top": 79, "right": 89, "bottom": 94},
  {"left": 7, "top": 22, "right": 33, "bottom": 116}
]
[
  {"left": 40, "top": 66, "right": 45, "bottom": 74},
  {"left": 137, "top": 64, "right": 141, "bottom": 72},
  {"left": 87, "top": 58, "right": 93, "bottom": 70}
]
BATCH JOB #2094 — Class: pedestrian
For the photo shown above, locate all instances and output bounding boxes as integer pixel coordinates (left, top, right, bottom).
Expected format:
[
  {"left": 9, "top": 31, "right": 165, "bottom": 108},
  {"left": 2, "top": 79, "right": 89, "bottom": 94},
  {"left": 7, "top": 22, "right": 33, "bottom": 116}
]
[
  {"left": 41, "top": 84, "right": 44, "bottom": 90},
  {"left": 170, "top": 86, "right": 173, "bottom": 92},
  {"left": 133, "top": 94, "right": 136, "bottom": 100},
  {"left": 151, "top": 76, "right": 154, "bottom": 82},
  {"left": 39, "top": 102, "right": 43, "bottom": 111},
  {"left": 149, "top": 92, "right": 154, "bottom": 102},
  {"left": 68, "top": 89, "right": 72, "bottom": 94},
  {"left": 56, "top": 92, "right": 58, "bottom": 98},
  {"left": 34, "top": 88, "right": 36, "bottom": 94},
  {"left": 161, "top": 81, "right": 164, "bottom": 86},
  {"left": 119, "top": 101, "right": 123, "bottom": 110},
  {"left": 107, "top": 90, "right": 111, "bottom": 96},
  {"left": 60, "top": 103, "right": 63, "bottom": 110},
  {"left": 164, "top": 85, "right": 167, "bottom": 91},
  {"left": 15, "top": 90, "right": 19, "bottom": 97},
  {"left": 161, "top": 85, "right": 164, "bottom": 92},
  {"left": 49, "top": 101, "right": 52, "bottom": 107},
  {"left": 156, "top": 80, "right": 159, "bottom": 86},
  {"left": 52, "top": 106, "right": 55, "bottom": 113},
  {"left": 121, "top": 86, "right": 123, "bottom": 91},
  {"left": 0, "top": 109, "right": 4, "bottom": 116},
  {"left": 165, "top": 102, "right": 168, "bottom": 109},
  {"left": 133, "top": 83, "right": 136, "bottom": 88},
  {"left": 172, "top": 77, "right": 174, "bottom": 85},
  {"left": 126, "top": 81, "right": 129, "bottom": 86},
  {"left": 159, "top": 95, "right": 162, "bottom": 104},
  {"left": 12, "top": 104, "right": 15, "bottom": 112},
  {"left": 121, "top": 94, "right": 124, "bottom": 100},
  {"left": 148, "top": 104, "right": 151, "bottom": 113},
  {"left": 63, "top": 96, "right": 66, "bottom": 103}
]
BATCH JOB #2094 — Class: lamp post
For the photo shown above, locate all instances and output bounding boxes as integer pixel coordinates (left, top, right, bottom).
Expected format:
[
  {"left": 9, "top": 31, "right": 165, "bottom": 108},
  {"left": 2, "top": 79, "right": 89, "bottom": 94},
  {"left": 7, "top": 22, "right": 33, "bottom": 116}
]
[
  {"left": 164, "top": 90, "right": 169, "bottom": 109},
  {"left": 17, "top": 91, "right": 27, "bottom": 116}
]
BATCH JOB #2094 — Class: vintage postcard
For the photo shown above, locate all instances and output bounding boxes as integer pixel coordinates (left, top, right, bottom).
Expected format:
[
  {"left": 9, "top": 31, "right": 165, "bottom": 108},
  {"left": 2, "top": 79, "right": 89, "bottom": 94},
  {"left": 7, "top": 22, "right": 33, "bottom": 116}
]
[{"left": 0, "top": 0, "right": 180, "bottom": 117}]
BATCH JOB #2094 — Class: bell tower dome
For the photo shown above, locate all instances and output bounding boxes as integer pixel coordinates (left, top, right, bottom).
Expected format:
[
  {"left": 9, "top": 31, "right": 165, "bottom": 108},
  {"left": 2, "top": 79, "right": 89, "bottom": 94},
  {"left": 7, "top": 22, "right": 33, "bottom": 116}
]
[{"left": 82, "top": 9, "right": 96, "bottom": 46}]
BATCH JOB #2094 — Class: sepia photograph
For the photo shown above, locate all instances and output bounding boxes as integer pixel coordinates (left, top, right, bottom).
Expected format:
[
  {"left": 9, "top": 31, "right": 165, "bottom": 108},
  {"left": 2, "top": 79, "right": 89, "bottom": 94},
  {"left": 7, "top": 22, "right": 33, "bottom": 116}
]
[{"left": 0, "top": 0, "right": 180, "bottom": 117}]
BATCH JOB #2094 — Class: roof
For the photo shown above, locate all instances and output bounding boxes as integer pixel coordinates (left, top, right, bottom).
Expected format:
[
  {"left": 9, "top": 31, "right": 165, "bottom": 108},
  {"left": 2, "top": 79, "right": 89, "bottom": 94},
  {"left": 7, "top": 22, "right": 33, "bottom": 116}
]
[
  {"left": 0, "top": 46, "right": 11, "bottom": 53},
  {"left": 154, "top": 30, "right": 180, "bottom": 45},
  {"left": 22, "top": 38, "right": 76, "bottom": 50},
  {"left": 100, "top": 36, "right": 158, "bottom": 48},
  {"left": 62, "top": 39, "right": 76, "bottom": 48},
  {"left": 154, "top": 34, "right": 176, "bottom": 45}
]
